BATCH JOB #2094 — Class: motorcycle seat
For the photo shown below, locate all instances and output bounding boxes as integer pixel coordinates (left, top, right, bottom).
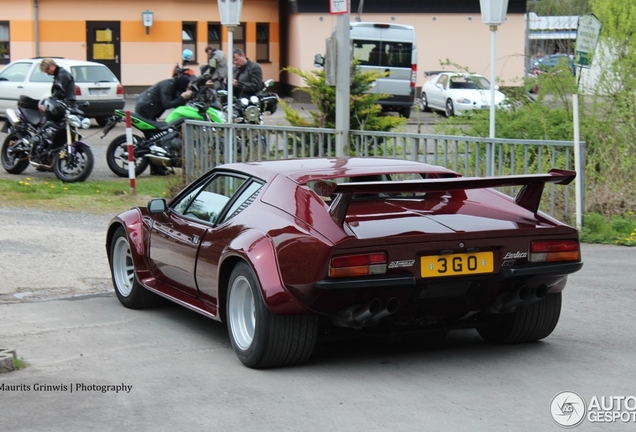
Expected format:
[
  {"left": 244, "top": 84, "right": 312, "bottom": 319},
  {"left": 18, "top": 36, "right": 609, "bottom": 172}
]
[{"left": 19, "top": 106, "right": 44, "bottom": 126}]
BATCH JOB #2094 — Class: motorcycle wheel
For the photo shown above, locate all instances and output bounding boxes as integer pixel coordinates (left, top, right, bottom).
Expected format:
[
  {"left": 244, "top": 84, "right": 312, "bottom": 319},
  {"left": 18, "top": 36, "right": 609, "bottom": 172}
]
[
  {"left": 106, "top": 134, "right": 149, "bottom": 178},
  {"left": 53, "top": 145, "right": 94, "bottom": 183},
  {"left": 1, "top": 133, "right": 30, "bottom": 174}
]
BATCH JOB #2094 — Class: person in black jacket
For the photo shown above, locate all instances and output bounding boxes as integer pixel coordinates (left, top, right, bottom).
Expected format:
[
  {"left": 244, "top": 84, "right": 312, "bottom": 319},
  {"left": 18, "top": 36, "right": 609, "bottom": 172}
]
[
  {"left": 135, "top": 76, "right": 192, "bottom": 121},
  {"left": 39, "top": 58, "right": 77, "bottom": 108},
  {"left": 232, "top": 48, "right": 263, "bottom": 98}
]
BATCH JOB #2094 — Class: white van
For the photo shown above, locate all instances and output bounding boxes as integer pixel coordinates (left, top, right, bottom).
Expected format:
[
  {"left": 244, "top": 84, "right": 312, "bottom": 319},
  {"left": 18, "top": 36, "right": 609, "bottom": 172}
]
[{"left": 350, "top": 22, "right": 417, "bottom": 118}]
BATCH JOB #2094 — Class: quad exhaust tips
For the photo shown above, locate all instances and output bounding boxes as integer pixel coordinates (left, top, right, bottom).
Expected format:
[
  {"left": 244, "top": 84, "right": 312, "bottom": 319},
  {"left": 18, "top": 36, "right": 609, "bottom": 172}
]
[
  {"left": 334, "top": 298, "right": 400, "bottom": 329},
  {"left": 488, "top": 284, "right": 549, "bottom": 314}
]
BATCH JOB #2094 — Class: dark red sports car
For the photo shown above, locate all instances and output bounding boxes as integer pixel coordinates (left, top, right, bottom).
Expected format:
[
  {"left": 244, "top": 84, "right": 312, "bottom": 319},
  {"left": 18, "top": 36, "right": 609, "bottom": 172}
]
[{"left": 106, "top": 157, "right": 583, "bottom": 368}]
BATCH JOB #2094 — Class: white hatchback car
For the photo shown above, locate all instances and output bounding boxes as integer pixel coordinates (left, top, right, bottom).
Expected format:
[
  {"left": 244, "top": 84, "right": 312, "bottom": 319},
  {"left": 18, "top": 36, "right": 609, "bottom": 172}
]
[
  {"left": 420, "top": 72, "right": 507, "bottom": 117},
  {"left": 0, "top": 58, "right": 125, "bottom": 126}
]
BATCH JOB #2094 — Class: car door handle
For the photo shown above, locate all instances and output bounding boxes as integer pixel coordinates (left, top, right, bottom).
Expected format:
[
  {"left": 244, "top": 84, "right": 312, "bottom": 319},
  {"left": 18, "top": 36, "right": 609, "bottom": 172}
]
[{"left": 190, "top": 234, "right": 200, "bottom": 245}]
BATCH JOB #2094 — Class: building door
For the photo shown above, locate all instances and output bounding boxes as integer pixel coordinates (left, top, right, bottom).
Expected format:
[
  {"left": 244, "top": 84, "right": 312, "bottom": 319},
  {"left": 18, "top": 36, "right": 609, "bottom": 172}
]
[{"left": 86, "top": 21, "right": 121, "bottom": 81}]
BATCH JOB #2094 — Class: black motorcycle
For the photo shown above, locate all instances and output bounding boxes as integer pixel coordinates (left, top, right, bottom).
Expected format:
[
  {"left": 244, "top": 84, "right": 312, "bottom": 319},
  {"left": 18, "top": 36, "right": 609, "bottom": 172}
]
[
  {"left": 1, "top": 95, "right": 94, "bottom": 182},
  {"left": 220, "top": 79, "right": 278, "bottom": 125}
]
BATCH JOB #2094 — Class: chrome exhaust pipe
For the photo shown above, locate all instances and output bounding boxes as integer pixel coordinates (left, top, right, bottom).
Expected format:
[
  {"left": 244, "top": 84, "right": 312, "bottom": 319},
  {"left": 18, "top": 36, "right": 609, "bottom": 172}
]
[
  {"left": 519, "top": 284, "right": 549, "bottom": 308},
  {"left": 333, "top": 299, "right": 382, "bottom": 328},
  {"left": 365, "top": 298, "right": 400, "bottom": 326},
  {"left": 488, "top": 286, "right": 530, "bottom": 313}
]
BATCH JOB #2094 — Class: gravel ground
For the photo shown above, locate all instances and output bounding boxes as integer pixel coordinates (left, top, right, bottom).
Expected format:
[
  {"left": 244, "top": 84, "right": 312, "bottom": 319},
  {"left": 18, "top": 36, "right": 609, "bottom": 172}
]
[{"left": 0, "top": 206, "right": 113, "bottom": 303}]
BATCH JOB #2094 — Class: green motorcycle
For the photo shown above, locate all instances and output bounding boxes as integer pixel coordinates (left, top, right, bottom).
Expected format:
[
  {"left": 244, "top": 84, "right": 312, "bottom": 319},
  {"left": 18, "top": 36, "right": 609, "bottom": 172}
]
[{"left": 102, "top": 78, "right": 225, "bottom": 177}]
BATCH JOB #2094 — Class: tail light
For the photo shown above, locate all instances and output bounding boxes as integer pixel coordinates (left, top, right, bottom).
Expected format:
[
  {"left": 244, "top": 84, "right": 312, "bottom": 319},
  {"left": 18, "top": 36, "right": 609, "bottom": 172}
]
[
  {"left": 410, "top": 64, "right": 417, "bottom": 88},
  {"left": 410, "top": 64, "right": 417, "bottom": 102},
  {"left": 75, "top": 85, "right": 81, "bottom": 96},
  {"left": 117, "top": 84, "right": 124, "bottom": 96},
  {"left": 329, "top": 252, "right": 387, "bottom": 278},
  {"left": 529, "top": 240, "right": 580, "bottom": 262}
]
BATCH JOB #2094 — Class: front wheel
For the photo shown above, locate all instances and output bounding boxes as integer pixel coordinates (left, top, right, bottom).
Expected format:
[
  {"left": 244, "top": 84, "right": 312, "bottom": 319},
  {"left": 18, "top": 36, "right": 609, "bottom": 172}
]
[
  {"left": 53, "top": 144, "right": 94, "bottom": 182},
  {"left": 109, "top": 227, "right": 162, "bottom": 309},
  {"left": 477, "top": 292, "right": 562, "bottom": 343},
  {"left": 445, "top": 98, "right": 455, "bottom": 117},
  {"left": 106, "top": 134, "right": 149, "bottom": 178},
  {"left": 226, "top": 262, "right": 318, "bottom": 368},
  {"left": 1, "top": 133, "right": 30, "bottom": 174},
  {"left": 420, "top": 93, "right": 431, "bottom": 112}
]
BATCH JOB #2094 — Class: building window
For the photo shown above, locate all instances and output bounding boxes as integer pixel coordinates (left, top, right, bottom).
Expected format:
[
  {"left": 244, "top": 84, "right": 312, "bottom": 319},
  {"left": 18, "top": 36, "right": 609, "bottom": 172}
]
[
  {"left": 182, "top": 22, "right": 197, "bottom": 62},
  {"left": 256, "top": 23, "right": 269, "bottom": 62},
  {"left": 0, "top": 22, "right": 9, "bottom": 64},
  {"left": 207, "top": 23, "right": 222, "bottom": 50},
  {"left": 233, "top": 23, "right": 246, "bottom": 56}
]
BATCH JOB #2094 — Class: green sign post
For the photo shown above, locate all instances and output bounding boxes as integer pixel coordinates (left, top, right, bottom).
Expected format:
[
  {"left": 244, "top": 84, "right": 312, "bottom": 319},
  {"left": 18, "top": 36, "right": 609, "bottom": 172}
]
[{"left": 574, "top": 14, "right": 602, "bottom": 68}]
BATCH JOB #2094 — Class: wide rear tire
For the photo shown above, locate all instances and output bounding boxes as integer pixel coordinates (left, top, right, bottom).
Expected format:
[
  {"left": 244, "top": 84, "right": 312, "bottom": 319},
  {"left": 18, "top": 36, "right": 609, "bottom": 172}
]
[
  {"left": 477, "top": 292, "right": 562, "bottom": 344},
  {"left": 1, "top": 133, "right": 29, "bottom": 174},
  {"left": 227, "top": 262, "right": 318, "bottom": 368}
]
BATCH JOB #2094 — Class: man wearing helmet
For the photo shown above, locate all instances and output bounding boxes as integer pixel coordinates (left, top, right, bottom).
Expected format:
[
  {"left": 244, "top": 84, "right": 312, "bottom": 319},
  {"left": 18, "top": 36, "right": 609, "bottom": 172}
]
[{"left": 39, "top": 58, "right": 77, "bottom": 108}]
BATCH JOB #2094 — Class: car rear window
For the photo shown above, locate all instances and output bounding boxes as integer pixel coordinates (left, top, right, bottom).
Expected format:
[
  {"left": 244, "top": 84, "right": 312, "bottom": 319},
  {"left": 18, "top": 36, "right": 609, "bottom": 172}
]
[
  {"left": 71, "top": 66, "right": 118, "bottom": 83},
  {"left": 353, "top": 41, "right": 413, "bottom": 68}
]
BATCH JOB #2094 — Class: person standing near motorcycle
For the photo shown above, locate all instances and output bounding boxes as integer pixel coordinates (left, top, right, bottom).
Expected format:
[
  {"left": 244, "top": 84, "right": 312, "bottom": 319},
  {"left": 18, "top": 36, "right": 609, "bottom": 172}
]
[
  {"left": 135, "top": 76, "right": 192, "bottom": 121},
  {"left": 202, "top": 46, "right": 228, "bottom": 90},
  {"left": 134, "top": 75, "right": 192, "bottom": 175},
  {"left": 232, "top": 48, "right": 263, "bottom": 98},
  {"left": 39, "top": 58, "right": 77, "bottom": 108}
]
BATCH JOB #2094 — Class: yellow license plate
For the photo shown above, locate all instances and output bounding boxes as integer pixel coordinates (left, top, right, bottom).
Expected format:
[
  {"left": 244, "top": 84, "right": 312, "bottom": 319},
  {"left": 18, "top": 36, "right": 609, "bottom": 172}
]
[{"left": 421, "top": 252, "right": 494, "bottom": 277}]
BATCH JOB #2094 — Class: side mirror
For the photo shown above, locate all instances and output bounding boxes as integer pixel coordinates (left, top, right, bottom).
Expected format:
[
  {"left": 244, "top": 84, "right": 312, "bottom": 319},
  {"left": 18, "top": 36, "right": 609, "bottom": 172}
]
[
  {"left": 217, "top": 89, "right": 228, "bottom": 97},
  {"left": 147, "top": 198, "right": 167, "bottom": 214},
  {"left": 314, "top": 54, "right": 325, "bottom": 68},
  {"left": 264, "top": 79, "right": 274, "bottom": 88}
]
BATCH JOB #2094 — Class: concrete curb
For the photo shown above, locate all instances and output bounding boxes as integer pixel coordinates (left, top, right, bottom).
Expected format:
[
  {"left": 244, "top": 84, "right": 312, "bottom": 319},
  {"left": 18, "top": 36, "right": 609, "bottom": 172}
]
[{"left": 0, "top": 347, "right": 17, "bottom": 373}]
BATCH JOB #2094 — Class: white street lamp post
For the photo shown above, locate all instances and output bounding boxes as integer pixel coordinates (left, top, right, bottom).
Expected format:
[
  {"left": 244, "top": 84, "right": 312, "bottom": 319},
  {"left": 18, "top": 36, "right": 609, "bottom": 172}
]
[
  {"left": 218, "top": 0, "right": 243, "bottom": 164},
  {"left": 479, "top": 0, "right": 508, "bottom": 176}
]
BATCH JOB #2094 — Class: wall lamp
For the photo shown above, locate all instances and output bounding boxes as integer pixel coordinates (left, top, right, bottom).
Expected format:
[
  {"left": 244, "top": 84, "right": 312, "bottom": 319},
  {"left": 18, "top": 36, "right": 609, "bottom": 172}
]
[{"left": 142, "top": 10, "right": 154, "bottom": 35}]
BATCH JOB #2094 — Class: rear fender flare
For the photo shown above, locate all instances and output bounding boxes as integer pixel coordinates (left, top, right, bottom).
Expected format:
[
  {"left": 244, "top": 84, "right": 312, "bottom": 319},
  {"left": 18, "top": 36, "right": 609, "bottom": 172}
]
[{"left": 219, "top": 229, "right": 310, "bottom": 317}]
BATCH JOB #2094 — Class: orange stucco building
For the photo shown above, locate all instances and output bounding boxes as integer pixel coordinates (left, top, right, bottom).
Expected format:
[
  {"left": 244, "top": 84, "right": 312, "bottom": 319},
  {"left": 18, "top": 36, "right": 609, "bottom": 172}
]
[{"left": 1, "top": 1, "right": 528, "bottom": 95}]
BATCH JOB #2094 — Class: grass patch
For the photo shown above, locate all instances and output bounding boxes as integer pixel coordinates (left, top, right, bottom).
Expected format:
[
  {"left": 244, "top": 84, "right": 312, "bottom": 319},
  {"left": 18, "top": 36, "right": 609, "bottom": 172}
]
[
  {"left": 0, "top": 176, "right": 185, "bottom": 214},
  {"left": 580, "top": 212, "right": 636, "bottom": 246},
  {"left": 13, "top": 357, "right": 28, "bottom": 370}
]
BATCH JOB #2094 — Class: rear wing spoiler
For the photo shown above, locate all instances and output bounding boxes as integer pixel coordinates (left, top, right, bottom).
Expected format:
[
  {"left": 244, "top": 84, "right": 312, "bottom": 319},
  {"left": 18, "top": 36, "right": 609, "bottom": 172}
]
[{"left": 313, "top": 169, "right": 576, "bottom": 226}]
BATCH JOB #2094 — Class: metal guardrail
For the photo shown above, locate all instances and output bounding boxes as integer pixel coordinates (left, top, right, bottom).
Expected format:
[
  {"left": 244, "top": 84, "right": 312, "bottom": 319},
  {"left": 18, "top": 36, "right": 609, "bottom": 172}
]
[{"left": 182, "top": 120, "right": 585, "bottom": 223}]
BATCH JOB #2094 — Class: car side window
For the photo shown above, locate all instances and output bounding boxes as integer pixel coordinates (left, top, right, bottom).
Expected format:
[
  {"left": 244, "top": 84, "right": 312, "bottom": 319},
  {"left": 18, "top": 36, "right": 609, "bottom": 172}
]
[
  {"left": 0, "top": 62, "right": 31, "bottom": 82},
  {"left": 29, "top": 63, "right": 54, "bottom": 83},
  {"left": 219, "top": 181, "right": 263, "bottom": 223},
  {"left": 171, "top": 174, "right": 248, "bottom": 224}
]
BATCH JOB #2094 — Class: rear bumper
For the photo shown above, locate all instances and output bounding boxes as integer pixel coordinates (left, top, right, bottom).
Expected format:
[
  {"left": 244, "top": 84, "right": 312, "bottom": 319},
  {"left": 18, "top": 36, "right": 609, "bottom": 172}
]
[
  {"left": 79, "top": 99, "right": 125, "bottom": 118},
  {"left": 315, "top": 261, "right": 583, "bottom": 292},
  {"left": 376, "top": 93, "right": 414, "bottom": 108}
]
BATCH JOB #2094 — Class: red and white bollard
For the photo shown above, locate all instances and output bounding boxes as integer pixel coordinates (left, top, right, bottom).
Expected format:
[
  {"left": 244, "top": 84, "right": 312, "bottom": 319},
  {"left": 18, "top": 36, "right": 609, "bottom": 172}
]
[{"left": 125, "top": 111, "right": 136, "bottom": 196}]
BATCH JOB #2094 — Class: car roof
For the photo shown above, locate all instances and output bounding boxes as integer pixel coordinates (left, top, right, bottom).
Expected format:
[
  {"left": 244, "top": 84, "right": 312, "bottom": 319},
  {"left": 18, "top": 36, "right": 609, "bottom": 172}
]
[
  {"left": 220, "top": 157, "right": 458, "bottom": 184},
  {"left": 14, "top": 58, "right": 110, "bottom": 68}
]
